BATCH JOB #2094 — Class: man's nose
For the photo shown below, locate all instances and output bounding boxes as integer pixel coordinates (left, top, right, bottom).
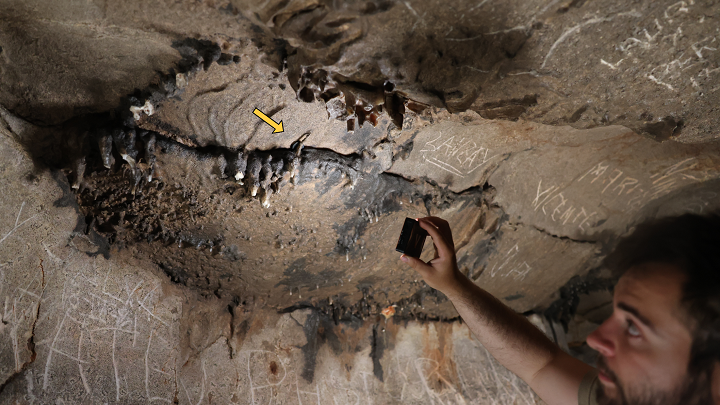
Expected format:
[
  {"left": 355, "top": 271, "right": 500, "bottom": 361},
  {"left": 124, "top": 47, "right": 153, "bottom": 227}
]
[{"left": 586, "top": 318, "right": 617, "bottom": 357}]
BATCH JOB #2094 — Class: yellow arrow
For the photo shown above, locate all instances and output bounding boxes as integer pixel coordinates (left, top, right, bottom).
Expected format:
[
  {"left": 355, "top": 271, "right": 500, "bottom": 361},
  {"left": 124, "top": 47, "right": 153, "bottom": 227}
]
[{"left": 253, "top": 108, "right": 284, "bottom": 133}]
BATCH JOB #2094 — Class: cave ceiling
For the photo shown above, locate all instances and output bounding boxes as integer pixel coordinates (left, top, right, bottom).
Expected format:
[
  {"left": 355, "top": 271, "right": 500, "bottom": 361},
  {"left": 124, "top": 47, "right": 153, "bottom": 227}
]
[{"left": 1, "top": 0, "right": 719, "bottom": 322}]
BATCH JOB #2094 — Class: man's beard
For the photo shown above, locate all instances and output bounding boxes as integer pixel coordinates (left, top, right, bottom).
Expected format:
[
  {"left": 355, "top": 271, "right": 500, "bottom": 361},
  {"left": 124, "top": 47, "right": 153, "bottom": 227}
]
[{"left": 595, "top": 355, "right": 714, "bottom": 405}]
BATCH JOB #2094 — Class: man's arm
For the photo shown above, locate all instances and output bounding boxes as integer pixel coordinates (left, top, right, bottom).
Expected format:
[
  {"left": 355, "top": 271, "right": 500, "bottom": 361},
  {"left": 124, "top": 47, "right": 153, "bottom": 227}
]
[{"left": 401, "top": 217, "right": 595, "bottom": 405}]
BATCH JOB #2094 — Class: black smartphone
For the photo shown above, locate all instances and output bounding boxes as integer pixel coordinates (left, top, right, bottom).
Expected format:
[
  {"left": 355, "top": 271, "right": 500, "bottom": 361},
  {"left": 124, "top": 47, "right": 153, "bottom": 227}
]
[{"left": 395, "top": 218, "right": 428, "bottom": 258}]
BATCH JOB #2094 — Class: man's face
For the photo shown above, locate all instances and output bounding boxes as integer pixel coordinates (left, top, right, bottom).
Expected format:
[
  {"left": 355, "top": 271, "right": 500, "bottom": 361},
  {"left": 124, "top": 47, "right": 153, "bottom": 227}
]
[{"left": 586, "top": 262, "right": 704, "bottom": 405}]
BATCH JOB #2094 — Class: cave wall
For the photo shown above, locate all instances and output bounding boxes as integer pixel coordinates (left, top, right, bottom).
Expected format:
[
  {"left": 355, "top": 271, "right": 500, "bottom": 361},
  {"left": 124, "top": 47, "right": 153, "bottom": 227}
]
[
  {"left": 0, "top": 128, "right": 545, "bottom": 403},
  {"left": 1, "top": 0, "right": 719, "bottom": 403}
]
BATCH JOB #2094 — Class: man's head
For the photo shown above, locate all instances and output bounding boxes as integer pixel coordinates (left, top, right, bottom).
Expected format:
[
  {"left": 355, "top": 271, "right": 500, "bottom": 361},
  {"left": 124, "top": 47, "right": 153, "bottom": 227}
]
[{"left": 586, "top": 213, "right": 720, "bottom": 405}]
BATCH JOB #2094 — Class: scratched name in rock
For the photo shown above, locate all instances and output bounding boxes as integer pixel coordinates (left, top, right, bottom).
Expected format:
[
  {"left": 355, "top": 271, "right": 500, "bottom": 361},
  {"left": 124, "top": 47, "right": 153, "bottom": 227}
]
[
  {"left": 419, "top": 133, "right": 500, "bottom": 178},
  {"left": 600, "top": 1, "right": 719, "bottom": 93},
  {"left": 530, "top": 156, "right": 710, "bottom": 233}
]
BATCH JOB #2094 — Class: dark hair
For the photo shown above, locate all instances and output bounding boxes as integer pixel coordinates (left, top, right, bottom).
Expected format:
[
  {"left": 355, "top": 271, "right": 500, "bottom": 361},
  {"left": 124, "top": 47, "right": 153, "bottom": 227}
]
[{"left": 604, "top": 212, "right": 720, "bottom": 380}]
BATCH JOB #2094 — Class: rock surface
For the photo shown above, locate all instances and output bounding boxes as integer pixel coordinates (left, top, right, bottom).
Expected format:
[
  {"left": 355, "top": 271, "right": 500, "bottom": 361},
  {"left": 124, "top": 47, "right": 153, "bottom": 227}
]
[
  {"left": 242, "top": 0, "right": 720, "bottom": 142},
  {"left": 0, "top": 127, "right": 549, "bottom": 403},
  {"left": 1, "top": 0, "right": 720, "bottom": 403}
]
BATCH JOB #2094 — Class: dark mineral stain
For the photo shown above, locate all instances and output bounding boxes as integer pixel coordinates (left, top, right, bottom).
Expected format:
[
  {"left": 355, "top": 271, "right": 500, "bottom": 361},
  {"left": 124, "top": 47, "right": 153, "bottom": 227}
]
[
  {"left": 543, "top": 272, "right": 615, "bottom": 328},
  {"left": 235, "top": 319, "right": 250, "bottom": 344},
  {"left": 296, "top": 308, "right": 370, "bottom": 383},
  {"left": 355, "top": 276, "right": 380, "bottom": 293},
  {"left": 221, "top": 244, "right": 245, "bottom": 261},
  {"left": 299, "top": 87, "right": 315, "bottom": 102},
  {"left": 52, "top": 170, "right": 80, "bottom": 210},
  {"left": 52, "top": 170, "right": 114, "bottom": 258},
  {"left": 269, "top": 361, "right": 278, "bottom": 375},
  {"left": 503, "top": 293, "right": 524, "bottom": 301},
  {"left": 300, "top": 310, "right": 321, "bottom": 383},
  {"left": 171, "top": 38, "right": 222, "bottom": 72},
  {"left": 370, "top": 324, "right": 385, "bottom": 382},
  {"left": 393, "top": 133, "right": 418, "bottom": 162},
  {"left": 275, "top": 258, "right": 342, "bottom": 291},
  {"left": 217, "top": 53, "right": 235, "bottom": 65},
  {"left": 219, "top": 2, "right": 240, "bottom": 16},
  {"left": 83, "top": 222, "right": 111, "bottom": 259},
  {"left": 159, "top": 262, "right": 191, "bottom": 285},
  {"left": 332, "top": 217, "right": 368, "bottom": 257},
  {"left": 472, "top": 95, "right": 538, "bottom": 121},
  {"left": 24, "top": 172, "right": 38, "bottom": 183},
  {"left": 298, "top": 148, "right": 361, "bottom": 196},
  {"left": 640, "top": 116, "right": 683, "bottom": 141}
]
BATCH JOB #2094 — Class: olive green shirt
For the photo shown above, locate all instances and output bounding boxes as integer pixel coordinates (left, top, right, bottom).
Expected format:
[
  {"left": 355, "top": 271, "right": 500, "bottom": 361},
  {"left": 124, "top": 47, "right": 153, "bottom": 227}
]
[{"left": 578, "top": 369, "right": 600, "bottom": 405}]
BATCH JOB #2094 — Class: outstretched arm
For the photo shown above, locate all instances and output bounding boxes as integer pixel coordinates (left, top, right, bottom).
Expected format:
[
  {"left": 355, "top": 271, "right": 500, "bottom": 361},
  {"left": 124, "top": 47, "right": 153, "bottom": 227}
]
[{"left": 400, "top": 217, "right": 594, "bottom": 405}]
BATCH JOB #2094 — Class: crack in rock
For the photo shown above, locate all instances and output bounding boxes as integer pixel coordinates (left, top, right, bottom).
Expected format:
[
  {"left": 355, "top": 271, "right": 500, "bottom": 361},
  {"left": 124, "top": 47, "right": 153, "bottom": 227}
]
[
  {"left": 0, "top": 259, "right": 45, "bottom": 395},
  {"left": 528, "top": 224, "right": 600, "bottom": 245}
]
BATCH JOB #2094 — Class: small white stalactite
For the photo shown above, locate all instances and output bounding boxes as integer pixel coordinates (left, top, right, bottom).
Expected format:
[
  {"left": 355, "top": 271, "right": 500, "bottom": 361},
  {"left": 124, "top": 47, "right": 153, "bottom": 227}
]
[
  {"left": 130, "top": 100, "right": 155, "bottom": 121},
  {"left": 262, "top": 191, "right": 271, "bottom": 208},
  {"left": 175, "top": 73, "right": 188, "bottom": 89},
  {"left": 121, "top": 154, "right": 137, "bottom": 171}
]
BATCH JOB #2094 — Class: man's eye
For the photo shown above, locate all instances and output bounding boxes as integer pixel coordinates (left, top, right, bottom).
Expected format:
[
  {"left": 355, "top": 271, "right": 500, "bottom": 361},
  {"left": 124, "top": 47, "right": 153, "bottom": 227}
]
[{"left": 627, "top": 320, "right": 641, "bottom": 337}]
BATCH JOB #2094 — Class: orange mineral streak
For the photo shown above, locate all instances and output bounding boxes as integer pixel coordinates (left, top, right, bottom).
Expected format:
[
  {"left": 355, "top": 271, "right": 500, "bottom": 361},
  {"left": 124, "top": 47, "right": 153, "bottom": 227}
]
[
  {"left": 381, "top": 305, "right": 396, "bottom": 319},
  {"left": 421, "top": 323, "right": 460, "bottom": 392},
  {"left": 333, "top": 322, "right": 373, "bottom": 381}
]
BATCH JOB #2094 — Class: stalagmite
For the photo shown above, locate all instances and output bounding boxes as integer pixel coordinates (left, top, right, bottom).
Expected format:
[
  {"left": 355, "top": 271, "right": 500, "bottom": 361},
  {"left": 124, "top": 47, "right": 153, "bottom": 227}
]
[
  {"left": 72, "top": 156, "right": 86, "bottom": 190},
  {"left": 246, "top": 155, "right": 262, "bottom": 197},
  {"left": 217, "top": 154, "right": 228, "bottom": 179},
  {"left": 261, "top": 187, "right": 273, "bottom": 208},
  {"left": 259, "top": 156, "right": 274, "bottom": 206},
  {"left": 113, "top": 128, "right": 137, "bottom": 171},
  {"left": 271, "top": 159, "right": 284, "bottom": 183},
  {"left": 235, "top": 151, "right": 247, "bottom": 184},
  {"left": 143, "top": 132, "right": 156, "bottom": 182},
  {"left": 98, "top": 130, "right": 115, "bottom": 169}
]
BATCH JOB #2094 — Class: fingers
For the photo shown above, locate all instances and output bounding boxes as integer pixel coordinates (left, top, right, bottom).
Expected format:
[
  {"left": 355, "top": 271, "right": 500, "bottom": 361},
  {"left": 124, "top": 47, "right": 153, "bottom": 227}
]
[
  {"left": 421, "top": 216, "right": 450, "bottom": 231},
  {"left": 417, "top": 218, "right": 454, "bottom": 257},
  {"left": 400, "top": 254, "right": 432, "bottom": 275},
  {"left": 418, "top": 217, "right": 453, "bottom": 243}
]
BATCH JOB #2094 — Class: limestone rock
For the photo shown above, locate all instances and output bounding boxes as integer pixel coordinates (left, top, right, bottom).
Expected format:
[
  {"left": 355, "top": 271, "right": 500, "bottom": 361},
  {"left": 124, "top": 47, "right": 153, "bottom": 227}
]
[{"left": 490, "top": 129, "right": 720, "bottom": 240}]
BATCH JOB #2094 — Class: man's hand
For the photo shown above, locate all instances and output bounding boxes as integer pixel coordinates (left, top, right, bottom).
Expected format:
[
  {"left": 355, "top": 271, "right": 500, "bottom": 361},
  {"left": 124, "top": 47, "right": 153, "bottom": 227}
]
[
  {"left": 400, "top": 216, "right": 594, "bottom": 405},
  {"left": 400, "top": 217, "right": 465, "bottom": 296}
]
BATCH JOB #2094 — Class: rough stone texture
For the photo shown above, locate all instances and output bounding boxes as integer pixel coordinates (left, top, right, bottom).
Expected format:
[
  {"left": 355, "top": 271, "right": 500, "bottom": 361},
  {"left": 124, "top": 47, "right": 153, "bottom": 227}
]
[
  {"left": 5, "top": 98, "right": 612, "bottom": 321},
  {"left": 140, "top": 46, "right": 381, "bottom": 154},
  {"left": 230, "top": 0, "right": 720, "bottom": 143},
  {"left": 0, "top": 1, "right": 180, "bottom": 125},
  {"left": 173, "top": 312, "right": 543, "bottom": 405},
  {"left": 4, "top": 0, "right": 719, "bottom": 139},
  {"left": 388, "top": 115, "right": 633, "bottom": 193},
  {"left": 472, "top": 0, "right": 720, "bottom": 143},
  {"left": 0, "top": 126, "right": 547, "bottom": 404},
  {"left": 0, "top": 127, "right": 76, "bottom": 387},
  {"left": 389, "top": 108, "right": 720, "bottom": 240},
  {"left": 458, "top": 223, "right": 599, "bottom": 312},
  {"left": 2, "top": 0, "right": 720, "bottom": 403},
  {"left": 489, "top": 126, "right": 720, "bottom": 240}
]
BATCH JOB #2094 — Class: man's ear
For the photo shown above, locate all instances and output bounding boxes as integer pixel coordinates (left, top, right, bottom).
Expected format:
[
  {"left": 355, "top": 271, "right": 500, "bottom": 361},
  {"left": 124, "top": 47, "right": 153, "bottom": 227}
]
[{"left": 713, "top": 361, "right": 720, "bottom": 405}]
